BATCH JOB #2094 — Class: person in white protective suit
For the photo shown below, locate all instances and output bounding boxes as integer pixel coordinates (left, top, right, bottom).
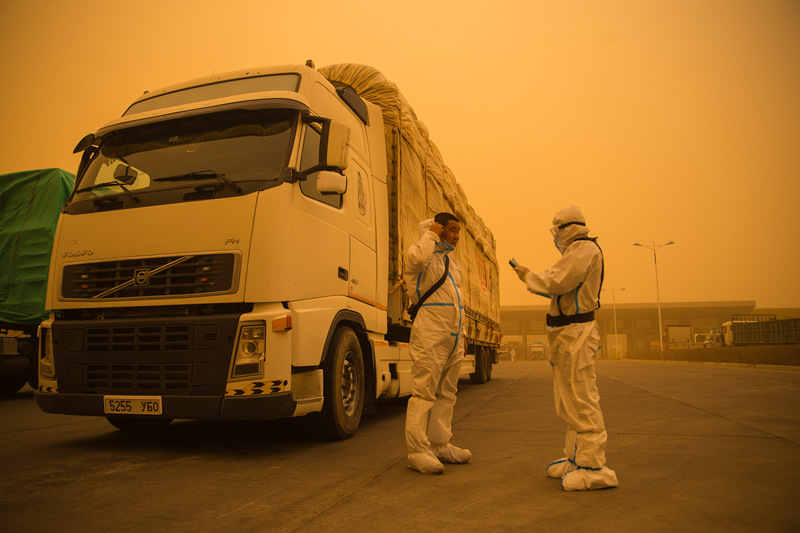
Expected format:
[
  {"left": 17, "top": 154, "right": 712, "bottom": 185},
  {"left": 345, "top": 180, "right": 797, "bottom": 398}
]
[
  {"left": 512, "top": 206, "right": 619, "bottom": 491},
  {"left": 403, "top": 212, "right": 471, "bottom": 474}
]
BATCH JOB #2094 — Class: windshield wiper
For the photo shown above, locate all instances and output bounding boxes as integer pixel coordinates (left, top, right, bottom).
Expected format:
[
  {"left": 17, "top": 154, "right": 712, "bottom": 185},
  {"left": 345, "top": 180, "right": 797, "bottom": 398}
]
[
  {"left": 75, "top": 181, "right": 141, "bottom": 203},
  {"left": 155, "top": 170, "right": 242, "bottom": 193}
]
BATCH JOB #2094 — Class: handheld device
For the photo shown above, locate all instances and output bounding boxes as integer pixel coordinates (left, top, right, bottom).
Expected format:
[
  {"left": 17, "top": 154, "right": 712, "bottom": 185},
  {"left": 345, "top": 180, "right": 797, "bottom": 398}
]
[{"left": 509, "top": 257, "right": 519, "bottom": 268}]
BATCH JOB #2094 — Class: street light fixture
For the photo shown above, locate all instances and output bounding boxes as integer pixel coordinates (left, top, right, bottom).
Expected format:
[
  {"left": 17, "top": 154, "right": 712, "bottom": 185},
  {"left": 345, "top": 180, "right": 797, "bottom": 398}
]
[
  {"left": 633, "top": 241, "right": 675, "bottom": 352},
  {"left": 602, "top": 287, "right": 625, "bottom": 358}
]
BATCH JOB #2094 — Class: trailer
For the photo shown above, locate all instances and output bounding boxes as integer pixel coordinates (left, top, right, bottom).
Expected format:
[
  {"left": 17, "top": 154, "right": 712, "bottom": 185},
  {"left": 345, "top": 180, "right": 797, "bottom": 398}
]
[
  {"left": 722, "top": 314, "right": 800, "bottom": 346},
  {"left": 0, "top": 169, "right": 74, "bottom": 395}
]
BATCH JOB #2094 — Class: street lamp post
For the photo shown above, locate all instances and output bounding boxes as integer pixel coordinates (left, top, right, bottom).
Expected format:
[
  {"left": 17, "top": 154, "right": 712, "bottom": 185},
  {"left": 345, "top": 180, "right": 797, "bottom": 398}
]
[
  {"left": 633, "top": 241, "right": 674, "bottom": 353},
  {"left": 602, "top": 287, "right": 625, "bottom": 358}
]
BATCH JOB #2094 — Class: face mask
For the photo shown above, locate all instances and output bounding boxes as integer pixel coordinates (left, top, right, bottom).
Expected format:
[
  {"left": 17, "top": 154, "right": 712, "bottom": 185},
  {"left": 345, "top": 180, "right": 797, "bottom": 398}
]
[
  {"left": 443, "top": 241, "right": 455, "bottom": 252},
  {"left": 553, "top": 234, "right": 562, "bottom": 253}
]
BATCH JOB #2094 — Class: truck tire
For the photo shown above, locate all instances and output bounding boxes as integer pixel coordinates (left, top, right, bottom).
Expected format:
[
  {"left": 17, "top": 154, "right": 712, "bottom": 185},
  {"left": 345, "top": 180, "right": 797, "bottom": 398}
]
[
  {"left": 106, "top": 416, "right": 173, "bottom": 431},
  {"left": 469, "top": 346, "right": 489, "bottom": 384},
  {"left": 314, "top": 326, "right": 364, "bottom": 440},
  {"left": 20, "top": 337, "right": 39, "bottom": 390}
]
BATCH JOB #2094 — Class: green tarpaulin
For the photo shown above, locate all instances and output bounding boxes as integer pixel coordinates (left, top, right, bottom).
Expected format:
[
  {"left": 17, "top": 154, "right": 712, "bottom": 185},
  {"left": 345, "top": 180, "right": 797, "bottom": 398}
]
[{"left": 0, "top": 168, "right": 75, "bottom": 325}]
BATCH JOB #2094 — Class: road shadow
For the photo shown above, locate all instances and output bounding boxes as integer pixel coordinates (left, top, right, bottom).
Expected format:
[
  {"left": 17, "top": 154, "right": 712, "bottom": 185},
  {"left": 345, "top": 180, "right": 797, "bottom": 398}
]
[
  {"left": 46, "top": 396, "right": 410, "bottom": 458},
  {"left": 0, "top": 388, "right": 35, "bottom": 402}
]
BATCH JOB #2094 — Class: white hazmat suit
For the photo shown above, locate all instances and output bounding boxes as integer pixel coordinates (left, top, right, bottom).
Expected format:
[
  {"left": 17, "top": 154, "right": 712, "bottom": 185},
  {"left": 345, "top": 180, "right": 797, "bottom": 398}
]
[
  {"left": 403, "top": 218, "right": 471, "bottom": 474},
  {"left": 515, "top": 206, "right": 618, "bottom": 491}
]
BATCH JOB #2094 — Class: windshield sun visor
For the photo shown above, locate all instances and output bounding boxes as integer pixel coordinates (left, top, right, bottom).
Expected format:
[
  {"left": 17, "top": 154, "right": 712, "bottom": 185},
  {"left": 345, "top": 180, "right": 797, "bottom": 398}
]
[{"left": 97, "top": 96, "right": 309, "bottom": 138}]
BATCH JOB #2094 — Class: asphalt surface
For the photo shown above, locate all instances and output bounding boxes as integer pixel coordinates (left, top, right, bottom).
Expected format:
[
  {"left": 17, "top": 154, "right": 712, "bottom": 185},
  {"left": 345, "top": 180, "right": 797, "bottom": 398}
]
[{"left": 2, "top": 359, "right": 799, "bottom": 532}]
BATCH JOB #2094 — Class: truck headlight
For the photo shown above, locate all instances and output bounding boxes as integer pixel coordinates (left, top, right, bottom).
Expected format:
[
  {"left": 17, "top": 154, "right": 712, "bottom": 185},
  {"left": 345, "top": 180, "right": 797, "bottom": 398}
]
[
  {"left": 232, "top": 323, "right": 266, "bottom": 377},
  {"left": 40, "top": 327, "right": 55, "bottom": 380}
]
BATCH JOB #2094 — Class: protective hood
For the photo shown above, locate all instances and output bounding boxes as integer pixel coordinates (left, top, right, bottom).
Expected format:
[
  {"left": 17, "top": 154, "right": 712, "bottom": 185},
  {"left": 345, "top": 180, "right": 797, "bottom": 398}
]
[{"left": 553, "top": 205, "right": 590, "bottom": 253}]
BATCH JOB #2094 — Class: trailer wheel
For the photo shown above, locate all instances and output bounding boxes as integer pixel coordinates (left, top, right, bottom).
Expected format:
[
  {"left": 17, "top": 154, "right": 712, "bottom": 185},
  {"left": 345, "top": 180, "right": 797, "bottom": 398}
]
[
  {"left": 314, "top": 326, "right": 364, "bottom": 440},
  {"left": 470, "top": 346, "right": 490, "bottom": 384},
  {"left": 18, "top": 336, "right": 39, "bottom": 390},
  {"left": 106, "top": 416, "right": 173, "bottom": 431}
]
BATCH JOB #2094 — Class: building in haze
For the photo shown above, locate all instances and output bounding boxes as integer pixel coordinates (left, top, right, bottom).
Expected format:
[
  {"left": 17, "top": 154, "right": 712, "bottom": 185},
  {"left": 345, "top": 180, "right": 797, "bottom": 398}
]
[{"left": 500, "top": 302, "right": 800, "bottom": 359}]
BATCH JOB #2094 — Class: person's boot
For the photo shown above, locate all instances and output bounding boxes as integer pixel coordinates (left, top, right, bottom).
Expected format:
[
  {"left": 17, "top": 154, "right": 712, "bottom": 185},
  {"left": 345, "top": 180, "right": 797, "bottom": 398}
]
[
  {"left": 546, "top": 457, "right": 577, "bottom": 479},
  {"left": 431, "top": 443, "right": 472, "bottom": 464},
  {"left": 561, "top": 466, "right": 619, "bottom": 491},
  {"left": 408, "top": 450, "right": 445, "bottom": 474}
]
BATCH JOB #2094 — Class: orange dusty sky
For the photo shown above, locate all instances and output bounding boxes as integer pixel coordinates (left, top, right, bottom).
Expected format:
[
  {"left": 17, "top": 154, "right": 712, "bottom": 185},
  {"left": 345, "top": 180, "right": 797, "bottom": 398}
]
[{"left": 1, "top": 0, "right": 798, "bottom": 308}]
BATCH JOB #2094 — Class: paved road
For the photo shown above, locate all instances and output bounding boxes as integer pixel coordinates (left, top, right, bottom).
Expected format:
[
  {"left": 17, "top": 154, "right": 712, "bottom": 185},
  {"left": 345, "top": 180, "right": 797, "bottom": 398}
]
[{"left": 2, "top": 360, "right": 799, "bottom": 532}]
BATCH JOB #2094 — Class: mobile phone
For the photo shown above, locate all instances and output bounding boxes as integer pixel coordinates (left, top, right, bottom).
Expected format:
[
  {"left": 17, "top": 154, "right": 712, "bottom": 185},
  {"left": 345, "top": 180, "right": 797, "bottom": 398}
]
[{"left": 509, "top": 258, "right": 519, "bottom": 268}]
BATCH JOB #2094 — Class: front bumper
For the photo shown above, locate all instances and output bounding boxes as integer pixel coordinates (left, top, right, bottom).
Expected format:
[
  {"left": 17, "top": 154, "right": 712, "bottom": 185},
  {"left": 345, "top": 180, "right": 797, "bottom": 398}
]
[{"left": 34, "top": 390, "right": 297, "bottom": 421}]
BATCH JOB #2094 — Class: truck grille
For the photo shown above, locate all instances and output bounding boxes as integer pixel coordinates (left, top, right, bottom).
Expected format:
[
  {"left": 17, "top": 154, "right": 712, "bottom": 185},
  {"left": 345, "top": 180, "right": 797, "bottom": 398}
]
[
  {"left": 85, "top": 363, "right": 192, "bottom": 392},
  {"left": 86, "top": 325, "right": 193, "bottom": 351},
  {"left": 62, "top": 253, "right": 237, "bottom": 300}
]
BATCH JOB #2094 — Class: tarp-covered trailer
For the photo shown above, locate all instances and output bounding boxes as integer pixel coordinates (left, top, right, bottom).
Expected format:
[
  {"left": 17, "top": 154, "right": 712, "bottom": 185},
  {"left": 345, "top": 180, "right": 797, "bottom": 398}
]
[{"left": 0, "top": 168, "right": 75, "bottom": 394}]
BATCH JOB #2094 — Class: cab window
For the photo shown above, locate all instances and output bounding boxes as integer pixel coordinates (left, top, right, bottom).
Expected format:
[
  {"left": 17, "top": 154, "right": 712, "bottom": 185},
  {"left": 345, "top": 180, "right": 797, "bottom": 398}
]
[{"left": 299, "top": 125, "right": 342, "bottom": 208}]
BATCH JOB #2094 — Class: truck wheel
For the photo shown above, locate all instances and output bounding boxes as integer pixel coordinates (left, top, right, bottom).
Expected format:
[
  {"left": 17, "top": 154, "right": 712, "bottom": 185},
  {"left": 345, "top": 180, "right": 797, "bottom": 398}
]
[
  {"left": 470, "top": 347, "right": 489, "bottom": 384},
  {"left": 18, "top": 336, "right": 39, "bottom": 390},
  {"left": 106, "top": 416, "right": 173, "bottom": 431},
  {"left": 314, "top": 326, "right": 364, "bottom": 440}
]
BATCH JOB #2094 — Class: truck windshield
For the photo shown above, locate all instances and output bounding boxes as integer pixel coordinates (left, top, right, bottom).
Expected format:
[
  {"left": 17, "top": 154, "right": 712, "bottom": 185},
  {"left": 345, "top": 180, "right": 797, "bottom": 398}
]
[{"left": 68, "top": 108, "right": 296, "bottom": 212}]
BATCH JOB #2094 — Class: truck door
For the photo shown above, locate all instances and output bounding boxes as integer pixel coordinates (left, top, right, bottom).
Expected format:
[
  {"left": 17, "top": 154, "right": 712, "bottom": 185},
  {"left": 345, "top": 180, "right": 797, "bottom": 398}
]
[
  {"left": 345, "top": 160, "right": 376, "bottom": 306},
  {"left": 290, "top": 124, "right": 349, "bottom": 301}
]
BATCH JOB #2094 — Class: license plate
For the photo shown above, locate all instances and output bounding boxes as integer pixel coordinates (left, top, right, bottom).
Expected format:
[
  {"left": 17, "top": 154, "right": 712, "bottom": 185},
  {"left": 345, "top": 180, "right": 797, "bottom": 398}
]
[{"left": 103, "top": 396, "right": 163, "bottom": 415}]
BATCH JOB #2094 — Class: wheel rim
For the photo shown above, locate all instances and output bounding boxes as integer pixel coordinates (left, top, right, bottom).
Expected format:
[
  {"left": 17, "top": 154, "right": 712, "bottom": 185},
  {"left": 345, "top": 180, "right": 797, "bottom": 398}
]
[{"left": 340, "top": 350, "right": 358, "bottom": 417}]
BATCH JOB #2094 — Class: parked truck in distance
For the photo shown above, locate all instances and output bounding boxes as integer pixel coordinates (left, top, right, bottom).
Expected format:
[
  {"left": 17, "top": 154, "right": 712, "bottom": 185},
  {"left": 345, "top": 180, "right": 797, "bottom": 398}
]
[
  {"left": 665, "top": 325, "right": 692, "bottom": 349},
  {"left": 34, "top": 62, "right": 501, "bottom": 437},
  {"left": 0, "top": 169, "right": 75, "bottom": 395},
  {"left": 722, "top": 314, "right": 800, "bottom": 346}
]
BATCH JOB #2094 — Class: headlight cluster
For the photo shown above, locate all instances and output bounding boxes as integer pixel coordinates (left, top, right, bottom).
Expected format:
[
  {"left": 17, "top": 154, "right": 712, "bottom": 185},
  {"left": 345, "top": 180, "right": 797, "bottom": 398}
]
[{"left": 232, "top": 323, "right": 266, "bottom": 377}]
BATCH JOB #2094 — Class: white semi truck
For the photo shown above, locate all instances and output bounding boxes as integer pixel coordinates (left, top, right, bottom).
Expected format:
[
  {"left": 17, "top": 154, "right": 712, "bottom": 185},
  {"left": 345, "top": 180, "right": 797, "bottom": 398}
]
[{"left": 35, "top": 62, "right": 501, "bottom": 438}]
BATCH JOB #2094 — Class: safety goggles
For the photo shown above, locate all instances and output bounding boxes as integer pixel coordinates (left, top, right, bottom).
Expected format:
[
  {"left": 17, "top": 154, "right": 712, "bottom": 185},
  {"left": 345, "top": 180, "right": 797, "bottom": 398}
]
[{"left": 550, "top": 221, "right": 585, "bottom": 236}]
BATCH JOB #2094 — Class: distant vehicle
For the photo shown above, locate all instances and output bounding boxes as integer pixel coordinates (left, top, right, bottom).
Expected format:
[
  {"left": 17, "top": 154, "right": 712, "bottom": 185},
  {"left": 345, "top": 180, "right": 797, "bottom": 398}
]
[
  {"left": 695, "top": 327, "right": 721, "bottom": 348},
  {"left": 721, "top": 314, "right": 800, "bottom": 346},
  {"left": 529, "top": 342, "right": 546, "bottom": 359},
  {"left": 666, "top": 325, "right": 692, "bottom": 349},
  {"left": 0, "top": 169, "right": 74, "bottom": 395}
]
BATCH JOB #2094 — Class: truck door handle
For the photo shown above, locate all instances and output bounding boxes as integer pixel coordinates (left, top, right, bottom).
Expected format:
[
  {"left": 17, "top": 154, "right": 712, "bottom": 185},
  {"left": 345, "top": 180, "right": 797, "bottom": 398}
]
[{"left": 338, "top": 267, "right": 348, "bottom": 281}]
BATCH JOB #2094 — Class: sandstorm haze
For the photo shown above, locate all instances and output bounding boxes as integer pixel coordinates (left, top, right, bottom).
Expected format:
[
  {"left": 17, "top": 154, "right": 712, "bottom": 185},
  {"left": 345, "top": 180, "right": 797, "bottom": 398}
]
[{"left": 1, "top": 0, "right": 798, "bottom": 308}]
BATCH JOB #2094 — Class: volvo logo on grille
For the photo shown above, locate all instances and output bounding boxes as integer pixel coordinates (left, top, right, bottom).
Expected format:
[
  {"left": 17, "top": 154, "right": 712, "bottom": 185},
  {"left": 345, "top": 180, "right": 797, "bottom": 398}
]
[
  {"left": 62, "top": 249, "right": 94, "bottom": 258},
  {"left": 134, "top": 269, "right": 150, "bottom": 286}
]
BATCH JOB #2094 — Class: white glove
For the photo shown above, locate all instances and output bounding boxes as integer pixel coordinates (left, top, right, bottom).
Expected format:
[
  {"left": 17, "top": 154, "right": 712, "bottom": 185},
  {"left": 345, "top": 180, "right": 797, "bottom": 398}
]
[{"left": 513, "top": 265, "right": 530, "bottom": 281}]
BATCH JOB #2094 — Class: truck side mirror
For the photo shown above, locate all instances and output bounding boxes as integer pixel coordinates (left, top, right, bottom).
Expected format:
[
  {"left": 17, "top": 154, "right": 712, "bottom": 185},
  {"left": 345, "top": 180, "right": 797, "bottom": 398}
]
[
  {"left": 321, "top": 121, "right": 350, "bottom": 171},
  {"left": 73, "top": 133, "right": 95, "bottom": 154},
  {"left": 298, "top": 118, "right": 350, "bottom": 178},
  {"left": 316, "top": 170, "right": 347, "bottom": 195}
]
